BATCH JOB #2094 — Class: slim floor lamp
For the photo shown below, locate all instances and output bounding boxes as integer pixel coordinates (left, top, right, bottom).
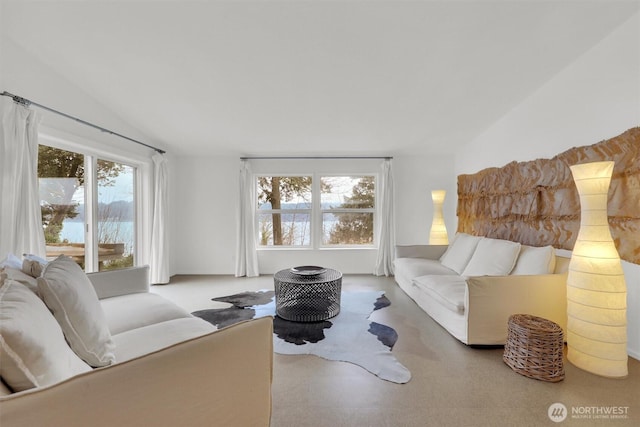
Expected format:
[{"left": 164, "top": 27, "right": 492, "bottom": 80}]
[{"left": 429, "top": 190, "right": 448, "bottom": 245}]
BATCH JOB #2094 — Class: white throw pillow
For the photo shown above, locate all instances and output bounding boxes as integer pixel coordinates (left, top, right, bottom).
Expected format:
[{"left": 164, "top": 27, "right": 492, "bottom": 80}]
[
  {"left": 511, "top": 245, "right": 557, "bottom": 275},
  {"left": 37, "top": 255, "right": 116, "bottom": 367},
  {"left": 439, "top": 233, "right": 482, "bottom": 274},
  {"left": 462, "top": 237, "right": 521, "bottom": 276},
  {"left": 0, "top": 277, "right": 92, "bottom": 392},
  {"left": 0, "top": 253, "right": 22, "bottom": 269},
  {"left": 1, "top": 267, "right": 39, "bottom": 293}
]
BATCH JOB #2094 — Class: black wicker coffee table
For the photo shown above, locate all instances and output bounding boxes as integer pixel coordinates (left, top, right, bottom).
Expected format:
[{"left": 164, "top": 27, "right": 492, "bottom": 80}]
[{"left": 273, "top": 267, "right": 342, "bottom": 322}]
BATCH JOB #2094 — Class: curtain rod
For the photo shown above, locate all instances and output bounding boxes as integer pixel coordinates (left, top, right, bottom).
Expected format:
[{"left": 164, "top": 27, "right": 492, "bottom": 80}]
[
  {"left": 1, "top": 91, "right": 166, "bottom": 154},
  {"left": 240, "top": 156, "right": 392, "bottom": 160}
]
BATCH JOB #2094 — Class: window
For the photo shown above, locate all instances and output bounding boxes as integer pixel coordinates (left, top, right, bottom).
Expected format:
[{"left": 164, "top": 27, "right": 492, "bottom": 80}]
[
  {"left": 38, "top": 145, "right": 136, "bottom": 271},
  {"left": 321, "top": 176, "right": 375, "bottom": 245},
  {"left": 256, "top": 174, "right": 376, "bottom": 247},
  {"left": 257, "top": 176, "right": 312, "bottom": 246}
]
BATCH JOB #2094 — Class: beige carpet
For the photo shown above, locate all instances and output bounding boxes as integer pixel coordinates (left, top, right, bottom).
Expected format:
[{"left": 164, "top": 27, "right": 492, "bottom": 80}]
[{"left": 153, "top": 274, "right": 640, "bottom": 427}]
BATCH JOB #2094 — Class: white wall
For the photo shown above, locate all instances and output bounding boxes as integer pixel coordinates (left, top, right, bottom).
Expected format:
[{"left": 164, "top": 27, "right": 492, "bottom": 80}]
[
  {"left": 1, "top": 38, "right": 160, "bottom": 154},
  {"left": 456, "top": 13, "right": 640, "bottom": 172},
  {"left": 394, "top": 153, "right": 457, "bottom": 244},
  {"left": 455, "top": 13, "right": 640, "bottom": 359},
  {"left": 169, "top": 154, "right": 457, "bottom": 275},
  {"left": 169, "top": 155, "right": 239, "bottom": 275}
]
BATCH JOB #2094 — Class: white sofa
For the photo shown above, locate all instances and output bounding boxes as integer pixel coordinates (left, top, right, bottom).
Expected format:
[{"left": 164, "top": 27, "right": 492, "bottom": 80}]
[
  {"left": 0, "top": 256, "right": 273, "bottom": 426},
  {"left": 394, "top": 233, "right": 569, "bottom": 345}
]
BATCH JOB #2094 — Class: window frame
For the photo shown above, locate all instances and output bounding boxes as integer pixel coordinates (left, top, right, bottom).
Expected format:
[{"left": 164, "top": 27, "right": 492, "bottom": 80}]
[
  {"left": 317, "top": 174, "right": 377, "bottom": 248},
  {"left": 256, "top": 174, "right": 314, "bottom": 248},
  {"left": 38, "top": 130, "right": 148, "bottom": 272},
  {"left": 255, "top": 171, "right": 378, "bottom": 250}
]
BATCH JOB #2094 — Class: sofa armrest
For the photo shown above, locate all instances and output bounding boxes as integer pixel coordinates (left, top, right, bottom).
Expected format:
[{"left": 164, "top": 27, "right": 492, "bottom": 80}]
[
  {"left": 88, "top": 266, "right": 150, "bottom": 299},
  {"left": 395, "top": 245, "right": 448, "bottom": 260},
  {"left": 0, "top": 317, "right": 274, "bottom": 427},
  {"left": 465, "top": 273, "right": 567, "bottom": 345}
]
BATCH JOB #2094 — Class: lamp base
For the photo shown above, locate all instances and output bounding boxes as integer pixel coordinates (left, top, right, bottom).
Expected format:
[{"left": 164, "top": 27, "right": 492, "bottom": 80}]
[{"left": 567, "top": 346, "right": 628, "bottom": 379}]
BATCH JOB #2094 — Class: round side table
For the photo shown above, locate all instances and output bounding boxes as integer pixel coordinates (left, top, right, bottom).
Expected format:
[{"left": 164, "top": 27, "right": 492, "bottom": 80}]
[{"left": 273, "top": 268, "right": 342, "bottom": 322}]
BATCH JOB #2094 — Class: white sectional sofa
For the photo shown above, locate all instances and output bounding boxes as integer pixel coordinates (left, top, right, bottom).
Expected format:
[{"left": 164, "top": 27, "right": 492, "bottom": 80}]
[
  {"left": 0, "top": 255, "right": 273, "bottom": 426},
  {"left": 394, "top": 233, "right": 569, "bottom": 345}
]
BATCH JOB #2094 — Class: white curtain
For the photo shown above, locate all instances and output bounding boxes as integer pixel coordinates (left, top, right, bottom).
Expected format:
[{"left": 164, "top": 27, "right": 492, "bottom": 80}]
[
  {"left": 374, "top": 158, "right": 395, "bottom": 276},
  {"left": 150, "top": 152, "right": 169, "bottom": 284},
  {"left": 0, "top": 97, "right": 46, "bottom": 258},
  {"left": 235, "top": 159, "right": 259, "bottom": 277}
]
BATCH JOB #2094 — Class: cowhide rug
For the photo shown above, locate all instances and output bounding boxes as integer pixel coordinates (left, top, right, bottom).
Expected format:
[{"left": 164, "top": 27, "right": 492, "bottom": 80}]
[{"left": 192, "top": 290, "right": 411, "bottom": 384}]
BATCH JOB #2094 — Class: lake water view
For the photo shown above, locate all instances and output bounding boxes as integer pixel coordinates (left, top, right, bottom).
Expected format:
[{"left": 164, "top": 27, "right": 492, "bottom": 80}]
[{"left": 60, "top": 221, "right": 134, "bottom": 254}]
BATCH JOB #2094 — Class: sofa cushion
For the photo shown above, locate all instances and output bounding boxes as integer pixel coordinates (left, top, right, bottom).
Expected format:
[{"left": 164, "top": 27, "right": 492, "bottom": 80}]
[
  {"left": 0, "top": 277, "right": 92, "bottom": 392},
  {"left": 439, "top": 233, "right": 482, "bottom": 274},
  {"left": 1, "top": 267, "right": 38, "bottom": 293},
  {"left": 393, "top": 257, "right": 457, "bottom": 279},
  {"left": 462, "top": 237, "right": 521, "bottom": 276},
  {"left": 112, "top": 317, "right": 217, "bottom": 362},
  {"left": 412, "top": 275, "right": 467, "bottom": 314},
  {"left": 37, "top": 255, "right": 116, "bottom": 367},
  {"left": 511, "top": 245, "right": 557, "bottom": 275},
  {"left": 100, "top": 292, "right": 192, "bottom": 335}
]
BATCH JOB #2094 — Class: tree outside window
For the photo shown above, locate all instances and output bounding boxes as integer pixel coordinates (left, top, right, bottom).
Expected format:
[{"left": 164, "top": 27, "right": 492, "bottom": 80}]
[
  {"left": 257, "top": 176, "right": 312, "bottom": 246},
  {"left": 256, "top": 174, "right": 375, "bottom": 247},
  {"left": 322, "top": 176, "right": 375, "bottom": 245}
]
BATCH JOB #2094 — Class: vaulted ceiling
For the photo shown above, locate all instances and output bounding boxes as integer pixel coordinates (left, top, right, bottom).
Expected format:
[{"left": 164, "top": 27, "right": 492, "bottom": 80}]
[{"left": 1, "top": 1, "right": 637, "bottom": 156}]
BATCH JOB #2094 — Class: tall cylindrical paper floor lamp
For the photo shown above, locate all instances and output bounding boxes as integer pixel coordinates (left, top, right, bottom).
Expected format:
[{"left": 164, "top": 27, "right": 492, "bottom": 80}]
[
  {"left": 567, "top": 161, "right": 627, "bottom": 378},
  {"left": 429, "top": 190, "right": 448, "bottom": 245}
]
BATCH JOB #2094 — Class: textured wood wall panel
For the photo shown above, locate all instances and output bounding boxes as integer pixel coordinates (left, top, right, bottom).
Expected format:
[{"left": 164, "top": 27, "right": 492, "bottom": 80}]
[{"left": 457, "top": 127, "right": 640, "bottom": 265}]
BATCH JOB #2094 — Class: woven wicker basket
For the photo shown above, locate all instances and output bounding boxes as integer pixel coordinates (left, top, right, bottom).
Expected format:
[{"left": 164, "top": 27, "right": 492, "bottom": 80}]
[{"left": 503, "top": 314, "right": 565, "bottom": 382}]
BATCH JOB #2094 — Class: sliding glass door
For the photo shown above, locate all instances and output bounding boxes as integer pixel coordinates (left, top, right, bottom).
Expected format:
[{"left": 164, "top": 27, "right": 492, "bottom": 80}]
[
  {"left": 38, "top": 145, "right": 86, "bottom": 265},
  {"left": 96, "top": 159, "right": 135, "bottom": 271},
  {"left": 38, "top": 145, "right": 136, "bottom": 271}
]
